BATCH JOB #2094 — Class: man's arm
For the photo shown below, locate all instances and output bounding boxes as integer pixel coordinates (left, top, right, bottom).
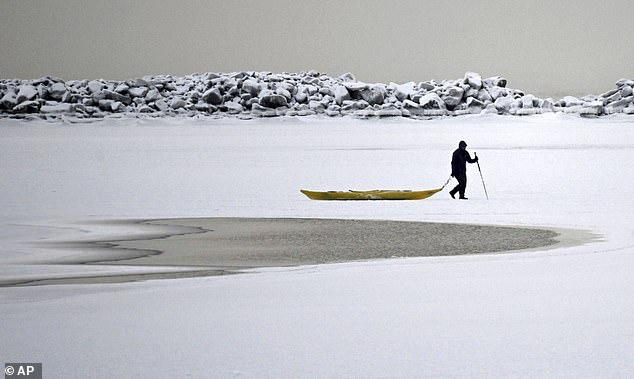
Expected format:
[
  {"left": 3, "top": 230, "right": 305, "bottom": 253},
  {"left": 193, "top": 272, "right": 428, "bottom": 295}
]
[{"left": 466, "top": 151, "right": 479, "bottom": 163}]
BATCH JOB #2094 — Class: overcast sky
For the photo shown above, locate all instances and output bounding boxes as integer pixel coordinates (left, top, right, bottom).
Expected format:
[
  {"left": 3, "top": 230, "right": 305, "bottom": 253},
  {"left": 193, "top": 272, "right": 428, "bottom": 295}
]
[{"left": 1, "top": 0, "right": 633, "bottom": 97}]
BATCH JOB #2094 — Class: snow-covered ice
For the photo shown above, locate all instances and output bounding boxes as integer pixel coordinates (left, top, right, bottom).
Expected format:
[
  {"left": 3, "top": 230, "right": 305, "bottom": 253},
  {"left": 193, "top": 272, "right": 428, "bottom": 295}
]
[{"left": 1, "top": 114, "right": 634, "bottom": 378}]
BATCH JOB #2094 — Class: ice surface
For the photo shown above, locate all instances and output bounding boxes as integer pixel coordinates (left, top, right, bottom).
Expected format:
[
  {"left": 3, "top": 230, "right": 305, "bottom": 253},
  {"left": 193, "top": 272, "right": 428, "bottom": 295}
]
[{"left": 1, "top": 114, "right": 634, "bottom": 378}]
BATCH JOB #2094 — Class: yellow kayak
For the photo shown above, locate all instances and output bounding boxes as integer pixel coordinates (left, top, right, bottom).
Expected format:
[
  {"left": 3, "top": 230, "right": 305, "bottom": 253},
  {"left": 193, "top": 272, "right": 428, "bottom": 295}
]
[{"left": 300, "top": 188, "right": 443, "bottom": 200}]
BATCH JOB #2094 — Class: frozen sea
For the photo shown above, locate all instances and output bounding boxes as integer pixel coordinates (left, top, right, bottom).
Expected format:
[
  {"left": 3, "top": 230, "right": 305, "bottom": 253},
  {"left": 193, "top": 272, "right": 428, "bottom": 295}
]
[{"left": 1, "top": 114, "right": 634, "bottom": 378}]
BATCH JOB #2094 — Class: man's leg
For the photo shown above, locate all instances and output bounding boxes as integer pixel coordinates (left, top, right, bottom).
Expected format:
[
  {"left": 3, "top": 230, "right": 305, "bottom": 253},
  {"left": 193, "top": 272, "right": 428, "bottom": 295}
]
[
  {"left": 457, "top": 173, "right": 467, "bottom": 199},
  {"left": 449, "top": 183, "right": 459, "bottom": 198}
]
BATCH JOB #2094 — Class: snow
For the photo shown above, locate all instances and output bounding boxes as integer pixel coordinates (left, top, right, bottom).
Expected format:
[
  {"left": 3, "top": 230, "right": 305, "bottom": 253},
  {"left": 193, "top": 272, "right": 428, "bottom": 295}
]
[{"left": 1, "top": 114, "right": 634, "bottom": 378}]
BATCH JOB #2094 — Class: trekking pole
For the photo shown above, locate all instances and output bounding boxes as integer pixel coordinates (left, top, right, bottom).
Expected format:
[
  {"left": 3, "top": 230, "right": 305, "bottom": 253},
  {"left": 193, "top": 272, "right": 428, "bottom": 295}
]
[{"left": 474, "top": 152, "right": 489, "bottom": 200}]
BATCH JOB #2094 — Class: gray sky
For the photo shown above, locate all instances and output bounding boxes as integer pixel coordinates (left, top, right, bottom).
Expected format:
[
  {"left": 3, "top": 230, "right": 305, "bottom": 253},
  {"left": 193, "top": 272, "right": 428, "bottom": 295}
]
[{"left": 1, "top": 0, "right": 633, "bottom": 97}]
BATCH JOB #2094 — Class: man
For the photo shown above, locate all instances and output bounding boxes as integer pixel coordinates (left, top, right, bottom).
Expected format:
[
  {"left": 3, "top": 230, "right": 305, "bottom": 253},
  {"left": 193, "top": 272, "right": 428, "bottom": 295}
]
[{"left": 449, "top": 140, "right": 478, "bottom": 200}]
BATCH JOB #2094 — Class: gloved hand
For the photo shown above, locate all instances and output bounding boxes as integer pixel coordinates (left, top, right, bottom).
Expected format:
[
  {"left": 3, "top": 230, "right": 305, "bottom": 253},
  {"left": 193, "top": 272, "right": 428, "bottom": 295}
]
[{"left": 474, "top": 156, "right": 479, "bottom": 162}]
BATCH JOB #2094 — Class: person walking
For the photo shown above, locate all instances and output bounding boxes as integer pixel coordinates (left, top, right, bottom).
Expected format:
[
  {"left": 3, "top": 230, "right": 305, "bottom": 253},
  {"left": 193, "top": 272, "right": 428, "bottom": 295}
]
[{"left": 449, "top": 140, "right": 478, "bottom": 199}]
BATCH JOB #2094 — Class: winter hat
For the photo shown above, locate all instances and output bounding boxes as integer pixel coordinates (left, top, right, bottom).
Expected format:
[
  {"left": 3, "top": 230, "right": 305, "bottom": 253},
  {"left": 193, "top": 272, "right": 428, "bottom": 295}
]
[{"left": 459, "top": 140, "right": 467, "bottom": 148}]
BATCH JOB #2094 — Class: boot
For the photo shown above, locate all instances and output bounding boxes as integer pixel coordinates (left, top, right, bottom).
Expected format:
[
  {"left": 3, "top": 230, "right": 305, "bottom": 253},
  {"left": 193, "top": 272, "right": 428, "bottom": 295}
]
[{"left": 449, "top": 189, "right": 456, "bottom": 199}]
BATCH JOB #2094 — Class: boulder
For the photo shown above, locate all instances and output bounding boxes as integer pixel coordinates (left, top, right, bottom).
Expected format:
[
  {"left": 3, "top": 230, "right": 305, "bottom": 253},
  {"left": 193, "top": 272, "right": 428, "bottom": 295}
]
[
  {"left": 616, "top": 79, "right": 634, "bottom": 88},
  {"left": 344, "top": 82, "right": 368, "bottom": 92},
  {"left": 40, "top": 103, "right": 73, "bottom": 113},
  {"left": 259, "top": 94, "right": 288, "bottom": 108},
  {"left": 477, "top": 89, "right": 493, "bottom": 103},
  {"left": 13, "top": 100, "right": 40, "bottom": 113},
  {"left": 319, "top": 87, "right": 334, "bottom": 97},
  {"left": 308, "top": 100, "right": 325, "bottom": 112},
  {"left": 98, "top": 99, "right": 114, "bottom": 111},
  {"left": 110, "top": 101, "right": 124, "bottom": 112},
  {"left": 295, "top": 91, "right": 308, "bottom": 104},
  {"left": 604, "top": 91, "right": 621, "bottom": 105},
  {"left": 418, "top": 93, "right": 446, "bottom": 109},
  {"left": 338, "top": 72, "right": 356, "bottom": 82},
  {"left": 145, "top": 89, "right": 162, "bottom": 102},
  {"left": 620, "top": 85, "right": 633, "bottom": 98},
  {"left": 202, "top": 88, "right": 223, "bottom": 105},
  {"left": 418, "top": 81, "right": 436, "bottom": 91},
  {"left": 275, "top": 87, "right": 292, "bottom": 100},
  {"left": 539, "top": 98, "right": 555, "bottom": 111},
  {"left": 360, "top": 85, "right": 386, "bottom": 105},
  {"left": 521, "top": 94, "right": 536, "bottom": 108},
  {"left": 170, "top": 98, "right": 187, "bottom": 110},
  {"left": 16, "top": 84, "right": 38, "bottom": 104},
  {"left": 242, "top": 79, "right": 261, "bottom": 97},
  {"left": 0, "top": 92, "right": 17, "bottom": 109},
  {"left": 128, "top": 87, "right": 149, "bottom": 98},
  {"left": 155, "top": 99, "right": 169, "bottom": 112},
  {"left": 605, "top": 95, "right": 633, "bottom": 111},
  {"left": 325, "top": 105, "right": 341, "bottom": 117},
  {"left": 466, "top": 97, "right": 485, "bottom": 108},
  {"left": 464, "top": 72, "right": 482, "bottom": 89},
  {"left": 487, "top": 86, "right": 509, "bottom": 100},
  {"left": 114, "top": 83, "right": 130, "bottom": 94},
  {"left": 86, "top": 80, "right": 104, "bottom": 94},
  {"left": 375, "top": 104, "right": 402, "bottom": 117},
  {"left": 104, "top": 90, "right": 132, "bottom": 105},
  {"left": 341, "top": 100, "right": 370, "bottom": 113},
  {"left": 48, "top": 82, "right": 67, "bottom": 100},
  {"left": 138, "top": 105, "right": 155, "bottom": 113},
  {"left": 494, "top": 96, "right": 514, "bottom": 114},
  {"left": 440, "top": 86, "right": 464, "bottom": 109},
  {"left": 333, "top": 85, "right": 351, "bottom": 105},
  {"left": 224, "top": 102, "right": 244, "bottom": 114},
  {"left": 484, "top": 76, "right": 507, "bottom": 88},
  {"left": 250, "top": 103, "right": 277, "bottom": 117},
  {"left": 481, "top": 103, "right": 498, "bottom": 114},
  {"left": 394, "top": 82, "right": 416, "bottom": 102},
  {"left": 563, "top": 96, "right": 583, "bottom": 107}
]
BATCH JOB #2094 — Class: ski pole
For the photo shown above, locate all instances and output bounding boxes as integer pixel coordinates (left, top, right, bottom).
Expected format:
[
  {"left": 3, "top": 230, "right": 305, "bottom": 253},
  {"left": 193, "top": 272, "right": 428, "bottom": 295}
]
[{"left": 474, "top": 152, "right": 489, "bottom": 200}]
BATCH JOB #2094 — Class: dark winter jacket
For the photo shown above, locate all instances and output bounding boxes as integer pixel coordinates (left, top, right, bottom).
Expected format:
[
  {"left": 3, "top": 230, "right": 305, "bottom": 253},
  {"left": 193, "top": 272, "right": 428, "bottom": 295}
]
[{"left": 451, "top": 148, "right": 477, "bottom": 176}]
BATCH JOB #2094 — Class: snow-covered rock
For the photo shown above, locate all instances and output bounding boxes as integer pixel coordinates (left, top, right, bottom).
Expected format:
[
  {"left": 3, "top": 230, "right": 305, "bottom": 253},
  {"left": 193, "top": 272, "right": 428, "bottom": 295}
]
[
  {"left": 87, "top": 80, "right": 105, "bottom": 94},
  {"left": 464, "top": 72, "right": 482, "bottom": 90},
  {"left": 145, "top": 89, "right": 162, "bottom": 102},
  {"left": 170, "top": 98, "right": 187, "bottom": 110},
  {"left": 48, "top": 83, "right": 67, "bottom": 100},
  {"left": 360, "top": 85, "right": 386, "bottom": 106},
  {"left": 242, "top": 79, "right": 261, "bottom": 97},
  {"left": 259, "top": 93, "right": 288, "bottom": 108},
  {"left": 13, "top": 100, "right": 40, "bottom": 113},
  {"left": 419, "top": 93, "right": 446, "bottom": 109},
  {"left": 521, "top": 94, "right": 536, "bottom": 109},
  {"left": 440, "top": 86, "right": 464, "bottom": 109},
  {"left": 202, "top": 88, "right": 223, "bottom": 105},
  {"left": 16, "top": 84, "right": 38, "bottom": 104},
  {"left": 104, "top": 90, "right": 132, "bottom": 105},
  {"left": 494, "top": 96, "right": 514, "bottom": 114},
  {"left": 40, "top": 103, "right": 73, "bottom": 113},
  {"left": 394, "top": 82, "right": 416, "bottom": 102},
  {"left": 1, "top": 71, "right": 633, "bottom": 120},
  {"left": 619, "top": 85, "right": 633, "bottom": 98},
  {"left": 333, "top": 85, "right": 351, "bottom": 105},
  {"left": 128, "top": 87, "right": 149, "bottom": 98},
  {"left": 0, "top": 91, "right": 17, "bottom": 109}
]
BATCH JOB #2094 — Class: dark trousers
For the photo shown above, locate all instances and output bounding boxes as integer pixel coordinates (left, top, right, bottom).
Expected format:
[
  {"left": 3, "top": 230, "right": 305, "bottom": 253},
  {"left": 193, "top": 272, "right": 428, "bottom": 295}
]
[{"left": 450, "top": 173, "right": 467, "bottom": 198}]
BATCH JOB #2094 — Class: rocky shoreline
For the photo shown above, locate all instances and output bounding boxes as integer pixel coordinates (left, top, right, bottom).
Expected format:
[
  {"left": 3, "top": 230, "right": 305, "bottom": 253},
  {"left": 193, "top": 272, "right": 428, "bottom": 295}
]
[{"left": 1, "top": 71, "right": 633, "bottom": 121}]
